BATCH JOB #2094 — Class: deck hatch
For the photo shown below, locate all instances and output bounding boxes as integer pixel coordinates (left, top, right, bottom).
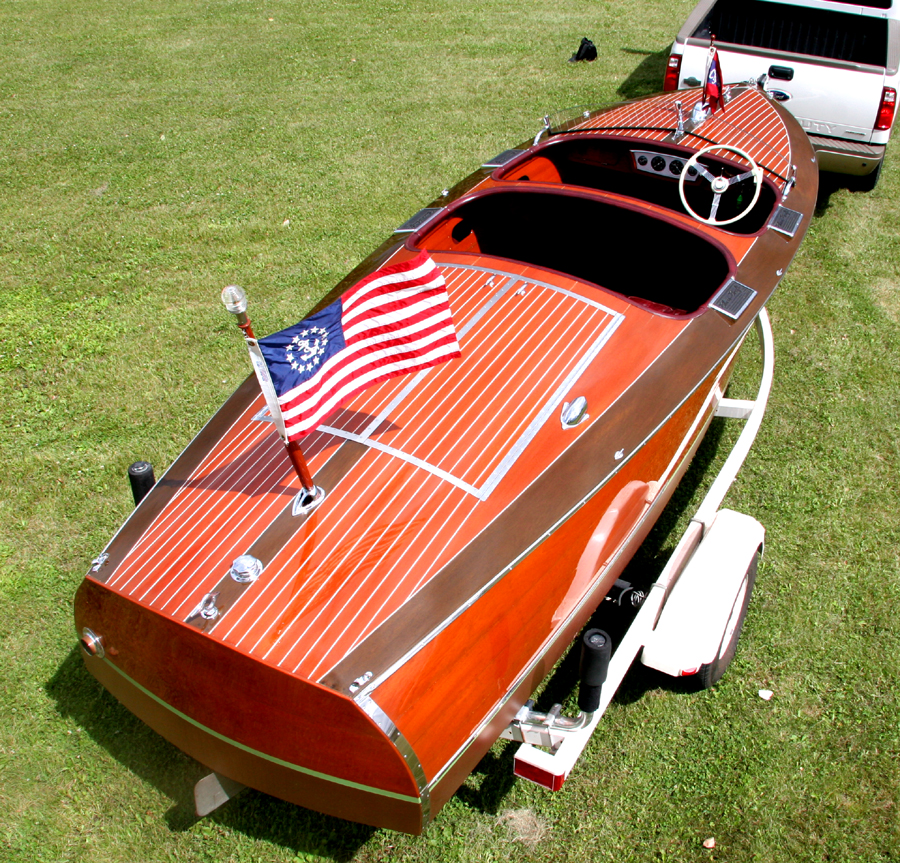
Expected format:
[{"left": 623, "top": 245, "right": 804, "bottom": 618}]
[
  {"left": 768, "top": 205, "right": 803, "bottom": 238},
  {"left": 319, "top": 264, "right": 624, "bottom": 500},
  {"left": 709, "top": 279, "right": 757, "bottom": 320}
]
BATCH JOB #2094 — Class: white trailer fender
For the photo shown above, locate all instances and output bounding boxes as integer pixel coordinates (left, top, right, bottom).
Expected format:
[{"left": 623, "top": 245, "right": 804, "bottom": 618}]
[{"left": 640, "top": 509, "right": 764, "bottom": 677}]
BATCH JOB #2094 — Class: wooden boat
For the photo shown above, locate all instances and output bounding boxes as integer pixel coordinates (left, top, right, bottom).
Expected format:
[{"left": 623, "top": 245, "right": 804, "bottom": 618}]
[{"left": 75, "top": 85, "right": 817, "bottom": 833}]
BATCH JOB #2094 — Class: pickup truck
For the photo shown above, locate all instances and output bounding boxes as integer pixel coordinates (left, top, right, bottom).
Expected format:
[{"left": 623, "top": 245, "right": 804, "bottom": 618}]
[{"left": 663, "top": 0, "right": 900, "bottom": 189}]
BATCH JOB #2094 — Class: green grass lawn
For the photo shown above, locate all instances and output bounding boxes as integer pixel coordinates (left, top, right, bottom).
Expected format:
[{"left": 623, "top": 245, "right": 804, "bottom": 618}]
[{"left": 1, "top": 0, "right": 898, "bottom": 861}]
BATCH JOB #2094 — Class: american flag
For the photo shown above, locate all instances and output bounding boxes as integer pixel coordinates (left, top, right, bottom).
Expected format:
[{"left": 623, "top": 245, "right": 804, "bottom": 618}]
[
  {"left": 254, "top": 251, "right": 460, "bottom": 440},
  {"left": 703, "top": 45, "right": 726, "bottom": 115}
]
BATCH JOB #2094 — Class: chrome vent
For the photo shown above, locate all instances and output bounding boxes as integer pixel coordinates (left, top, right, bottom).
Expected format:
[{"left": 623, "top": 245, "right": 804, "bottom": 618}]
[
  {"left": 769, "top": 205, "right": 803, "bottom": 238},
  {"left": 710, "top": 279, "right": 757, "bottom": 319},
  {"left": 394, "top": 207, "right": 443, "bottom": 233},
  {"left": 482, "top": 149, "right": 525, "bottom": 168}
]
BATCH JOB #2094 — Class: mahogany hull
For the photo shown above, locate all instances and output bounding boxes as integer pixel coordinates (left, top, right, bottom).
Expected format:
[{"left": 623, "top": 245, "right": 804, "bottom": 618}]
[
  {"left": 74, "top": 340, "right": 734, "bottom": 832},
  {"left": 75, "top": 87, "right": 818, "bottom": 832}
]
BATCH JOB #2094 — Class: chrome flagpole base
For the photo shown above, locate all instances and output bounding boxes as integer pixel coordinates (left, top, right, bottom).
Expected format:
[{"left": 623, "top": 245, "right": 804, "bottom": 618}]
[{"left": 292, "top": 485, "right": 325, "bottom": 516}]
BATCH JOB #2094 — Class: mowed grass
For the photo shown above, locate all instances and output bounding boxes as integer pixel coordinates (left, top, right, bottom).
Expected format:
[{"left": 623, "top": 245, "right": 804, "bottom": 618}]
[{"left": 1, "top": 0, "right": 898, "bottom": 861}]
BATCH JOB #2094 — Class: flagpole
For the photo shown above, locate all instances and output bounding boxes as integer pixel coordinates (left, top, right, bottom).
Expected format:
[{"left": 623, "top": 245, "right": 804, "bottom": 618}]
[
  {"left": 286, "top": 440, "right": 315, "bottom": 490},
  {"left": 220, "top": 285, "right": 317, "bottom": 495}
]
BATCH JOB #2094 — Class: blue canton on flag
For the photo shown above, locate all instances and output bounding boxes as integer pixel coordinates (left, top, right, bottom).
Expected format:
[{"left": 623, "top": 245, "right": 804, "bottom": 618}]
[{"left": 258, "top": 299, "right": 346, "bottom": 392}]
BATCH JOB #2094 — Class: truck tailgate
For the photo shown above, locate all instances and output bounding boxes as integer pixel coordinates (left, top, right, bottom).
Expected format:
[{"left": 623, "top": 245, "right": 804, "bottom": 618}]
[{"left": 680, "top": 46, "right": 885, "bottom": 142}]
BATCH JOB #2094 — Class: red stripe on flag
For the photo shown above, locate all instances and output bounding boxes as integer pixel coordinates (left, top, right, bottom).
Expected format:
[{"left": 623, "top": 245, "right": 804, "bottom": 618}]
[{"left": 277, "top": 251, "right": 460, "bottom": 439}]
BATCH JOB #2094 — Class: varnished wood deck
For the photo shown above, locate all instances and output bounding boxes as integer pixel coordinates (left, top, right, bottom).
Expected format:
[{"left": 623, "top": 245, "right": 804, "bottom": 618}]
[
  {"left": 102, "top": 260, "right": 695, "bottom": 683},
  {"left": 577, "top": 87, "right": 794, "bottom": 183}
]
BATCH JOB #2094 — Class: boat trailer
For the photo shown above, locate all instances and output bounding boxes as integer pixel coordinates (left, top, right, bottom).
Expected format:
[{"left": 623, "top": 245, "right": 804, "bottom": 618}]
[{"left": 502, "top": 309, "right": 774, "bottom": 791}]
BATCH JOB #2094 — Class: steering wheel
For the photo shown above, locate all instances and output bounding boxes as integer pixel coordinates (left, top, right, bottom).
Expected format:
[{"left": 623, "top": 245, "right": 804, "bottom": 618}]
[{"left": 679, "top": 144, "right": 763, "bottom": 226}]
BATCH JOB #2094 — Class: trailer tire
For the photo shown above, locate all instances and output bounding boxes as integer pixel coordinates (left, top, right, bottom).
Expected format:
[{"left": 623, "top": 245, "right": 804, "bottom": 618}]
[{"left": 695, "top": 550, "right": 759, "bottom": 689}]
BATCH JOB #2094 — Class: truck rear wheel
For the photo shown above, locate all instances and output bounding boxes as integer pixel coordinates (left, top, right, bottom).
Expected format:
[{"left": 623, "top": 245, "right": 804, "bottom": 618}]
[{"left": 854, "top": 160, "right": 883, "bottom": 192}]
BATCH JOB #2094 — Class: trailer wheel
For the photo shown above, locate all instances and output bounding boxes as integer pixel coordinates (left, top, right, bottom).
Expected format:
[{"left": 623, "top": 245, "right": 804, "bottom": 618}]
[{"left": 695, "top": 550, "right": 759, "bottom": 689}]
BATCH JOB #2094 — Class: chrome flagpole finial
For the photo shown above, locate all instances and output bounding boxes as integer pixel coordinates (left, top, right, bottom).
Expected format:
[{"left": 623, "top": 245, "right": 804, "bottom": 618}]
[
  {"left": 220, "top": 285, "right": 254, "bottom": 338},
  {"left": 221, "top": 284, "right": 248, "bottom": 316}
]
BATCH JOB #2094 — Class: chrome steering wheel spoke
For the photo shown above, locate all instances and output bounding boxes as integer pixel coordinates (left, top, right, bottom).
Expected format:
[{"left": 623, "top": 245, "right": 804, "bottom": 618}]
[{"left": 679, "top": 144, "right": 764, "bottom": 226}]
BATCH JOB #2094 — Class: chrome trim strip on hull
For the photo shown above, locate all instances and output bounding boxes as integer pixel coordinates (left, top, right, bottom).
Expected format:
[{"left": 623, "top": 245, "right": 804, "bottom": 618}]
[{"left": 358, "top": 695, "right": 430, "bottom": 824}]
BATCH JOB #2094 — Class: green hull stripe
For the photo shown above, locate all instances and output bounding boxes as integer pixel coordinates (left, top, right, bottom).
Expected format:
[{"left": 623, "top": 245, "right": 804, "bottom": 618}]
[{"left": 101, "top": 658, "right": 421, "bottom": 804}]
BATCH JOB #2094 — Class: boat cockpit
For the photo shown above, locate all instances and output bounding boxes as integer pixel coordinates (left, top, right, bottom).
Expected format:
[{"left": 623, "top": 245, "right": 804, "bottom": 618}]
[
  {"left": 494, "top": 137, "right": 778, "bottom": 235},
  {"left": 414, "top": 188, "right": 731, "bottom": 315},
  {"left": 409, "top": 133, "right": 784, "bottom": 316}
]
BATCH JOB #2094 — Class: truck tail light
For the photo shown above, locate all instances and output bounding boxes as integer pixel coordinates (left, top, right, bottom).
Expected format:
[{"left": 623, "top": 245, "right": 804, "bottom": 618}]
[
  {"left": 663, "top": 54, "right": 682, "bottom": 92},
  {"left": 875, "top": 87, "right": 896, "bottom": 131}
]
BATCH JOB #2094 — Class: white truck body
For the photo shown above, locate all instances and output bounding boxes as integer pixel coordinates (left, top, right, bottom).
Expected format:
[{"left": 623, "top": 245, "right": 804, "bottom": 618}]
[{"left": 666, "top": 0, "right": 900, "bottom": 182}]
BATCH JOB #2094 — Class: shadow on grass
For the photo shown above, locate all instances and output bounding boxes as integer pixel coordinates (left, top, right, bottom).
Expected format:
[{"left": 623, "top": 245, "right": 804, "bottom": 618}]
[
  {"left": 45, "top": 649, "right": 375, "bottom": 861},
  {"left": 617, "top": 47, "right": 672, "bottom": 100},
  {"left": 454, "top": 741, "right": 520, "bottom": 817},
  {"left": 815, "top": 171, "right": 846, "bottom": 213},
  {"left": 814, "top": 169, "right": 879, "bottom": 213}
]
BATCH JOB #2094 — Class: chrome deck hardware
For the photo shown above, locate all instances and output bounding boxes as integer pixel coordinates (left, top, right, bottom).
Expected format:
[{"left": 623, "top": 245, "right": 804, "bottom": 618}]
[
  {"left": 193, "top": 592, "right": 220, "bottom": 621},
  {"left": 292, "top": 485, "right": 325, "bottom": 517},
  {"left": 230, "top": 555, "right": 262, "bottom": 584},
  {"left": 561, "top": 396, "right": 589, "bottom": 429}
]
